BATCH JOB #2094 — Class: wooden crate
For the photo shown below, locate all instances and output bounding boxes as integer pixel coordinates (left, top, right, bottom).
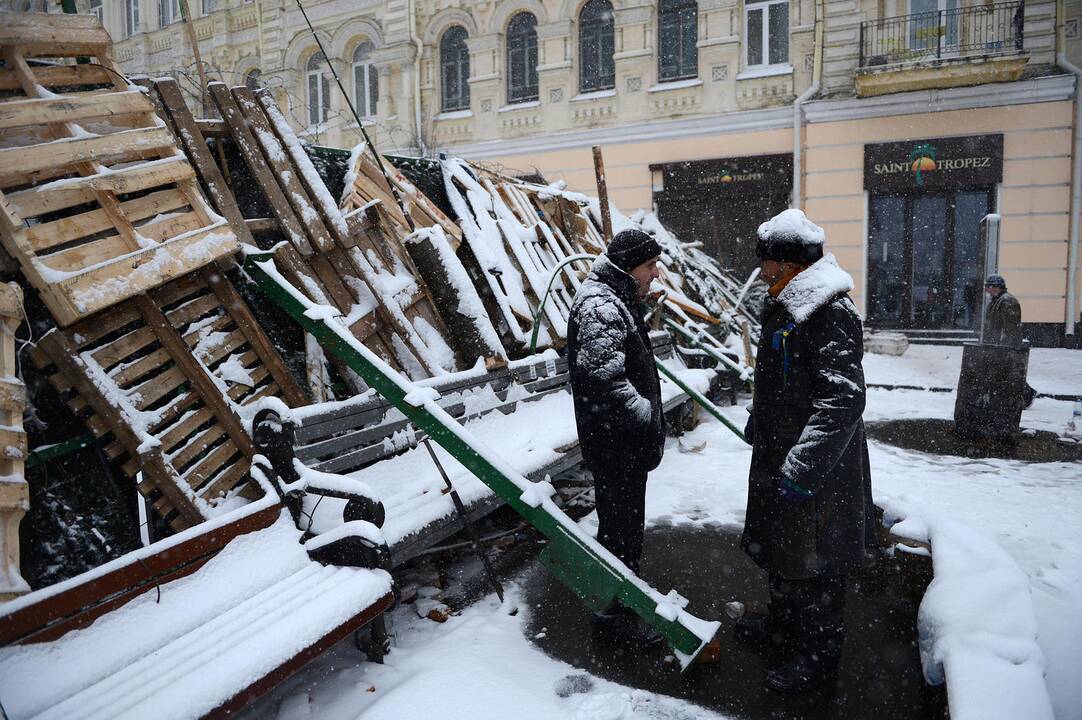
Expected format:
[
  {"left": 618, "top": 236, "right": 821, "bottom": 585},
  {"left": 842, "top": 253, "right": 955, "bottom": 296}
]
[
  {"left": 30, "top": 267, "right": 305, "bottom": 531},
  {"left": 0, "top": 12, "right": 238, "bottom": 326}
]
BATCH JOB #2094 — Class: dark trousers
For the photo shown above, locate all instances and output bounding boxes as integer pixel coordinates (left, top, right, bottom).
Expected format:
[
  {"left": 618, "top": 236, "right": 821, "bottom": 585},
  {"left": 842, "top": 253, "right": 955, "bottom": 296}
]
[
  {"left": 592, "top": 468, "right": 648, "bottom": 575},
  {"left": 768, "top": 572, "right": 847, "bottom": 658}
]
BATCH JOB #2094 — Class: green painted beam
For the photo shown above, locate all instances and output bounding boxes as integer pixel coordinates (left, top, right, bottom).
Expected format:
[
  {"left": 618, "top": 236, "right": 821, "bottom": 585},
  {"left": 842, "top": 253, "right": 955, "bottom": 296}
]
[
  {"left": 242, "top": 252, "right": 719, "bottom": 668},
  {"left": 655, "top": 360, "right": 748, "bottom": 444}
]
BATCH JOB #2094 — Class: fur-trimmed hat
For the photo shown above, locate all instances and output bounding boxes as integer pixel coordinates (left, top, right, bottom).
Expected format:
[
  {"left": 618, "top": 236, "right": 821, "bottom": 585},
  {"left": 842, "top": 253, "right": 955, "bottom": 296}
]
[{"left": 755, "top": 209, "right": 826, "bottom": 265}]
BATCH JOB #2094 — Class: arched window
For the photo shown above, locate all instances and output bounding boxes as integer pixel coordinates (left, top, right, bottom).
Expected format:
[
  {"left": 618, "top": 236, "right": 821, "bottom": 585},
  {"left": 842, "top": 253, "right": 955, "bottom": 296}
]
[
  {"left": 506, "top": 12, "right": 538, "bottom": 103},
  {"left": 579, "top": 0, "right": 615, "bottom": 93},
  {"left": 659, "top": 0, "right": 698, "bottom": 81},
  {"left": 306, "top": 52, "right": 330, "bottom": 126},
  {"left": 440, "top": 26, "right": 471, "bottom": 112},
  {"left": 244, "top": 68, "right": 262, "bottom": 90},
  {"left": 352, "top": 41, "right": 379, "bottom": 118}
]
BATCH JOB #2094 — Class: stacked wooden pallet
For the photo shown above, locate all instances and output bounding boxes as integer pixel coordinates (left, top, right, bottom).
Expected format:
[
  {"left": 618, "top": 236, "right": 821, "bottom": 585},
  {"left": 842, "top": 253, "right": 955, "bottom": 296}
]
[
  {"left": 172, "top": 80, "right": 457, "bottom": 383},
  {"left": 0, "top": 12, "right": 239, "bottom": 327},
  {"left": 0, "top": 282, "right": 28, "bottom": 601},
  {"left": 30, "top": 267, "right": 306, "bottom": 531}
]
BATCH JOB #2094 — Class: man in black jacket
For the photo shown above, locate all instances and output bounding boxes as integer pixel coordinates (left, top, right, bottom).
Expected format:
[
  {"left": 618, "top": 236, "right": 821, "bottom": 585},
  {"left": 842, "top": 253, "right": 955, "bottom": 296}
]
[
  {"left": 567, "top": 228, "right": 664, "bottom": 645},
  {"left": 983, "top": 274, "right": 1036, "bottom": 407},
  {"left": 737, "top": 210, "right": 876, "bottom": 693}
]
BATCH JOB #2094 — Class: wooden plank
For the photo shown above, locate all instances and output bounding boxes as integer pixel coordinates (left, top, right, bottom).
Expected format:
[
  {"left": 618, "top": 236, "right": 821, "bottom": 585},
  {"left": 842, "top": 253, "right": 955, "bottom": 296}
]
[
  {"left": 0, "top": 501, "right": 282, "bottom": 646},
  {"left": 230, "top": 87, "right": 335, "bottom": 254},
  {"left": 0, "top": 11, "right": 112, "bottom": 48},
  {"left": 200, "top": 265, "right": 306, "bottom": 405},
  {"left": 0, "top": 126, "right": 176, "bottom": 182},
  {"left": 136, "top": 294, "right": 255, "bottom": 459},
  {"left": 182, "top": 439, "right": 240, "bottom": 493},
  {"left": 6, "top": 157, "right": 194, "bottom": 219},
  {"left": 0, "top": 90, "right": 154, "bottom": 131},
  {"left": 205, "top": 82, "right": 313, "bottom": 256},
  {"left": 196, "top": 457, "right": 251, "bottom": 502},
  {"left": 35, "top": 330, "right": 204, "bottom": 525},
  {"left": 0, "top": 64, "right": 112, "bottom": 92},
  {"left": 159, "top": 406, "right": 214, "bottom": 454},
  {"left": 135, "top": 211, "right": 206, "bottom": 243},
  {"left": 171, "top": 423, "right": 228, "bottom": 472},
  {"left": 27, "top": 188, "right": 189, "bottom": 252}
]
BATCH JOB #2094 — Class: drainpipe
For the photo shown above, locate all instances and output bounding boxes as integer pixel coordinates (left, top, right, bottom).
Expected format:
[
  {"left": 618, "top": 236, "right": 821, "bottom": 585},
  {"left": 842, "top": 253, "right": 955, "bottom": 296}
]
[
  {"left": 407, "top": 0, "right": 428, "bottom": 157},
  {"left": 792, "top": 0, "right": 826, "bottom": 209},
  {"left": 1056, "top": 0, "right": 1082, "bottom": 336}
]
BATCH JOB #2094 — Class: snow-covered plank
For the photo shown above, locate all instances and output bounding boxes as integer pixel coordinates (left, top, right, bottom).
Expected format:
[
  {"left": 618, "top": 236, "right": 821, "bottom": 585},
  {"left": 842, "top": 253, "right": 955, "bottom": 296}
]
[
  {"left": 0, "top": 11, "right": 112, "bottom": 58},
  {"left": 0, "top": 89, "right": 153, "bottom": 131}
]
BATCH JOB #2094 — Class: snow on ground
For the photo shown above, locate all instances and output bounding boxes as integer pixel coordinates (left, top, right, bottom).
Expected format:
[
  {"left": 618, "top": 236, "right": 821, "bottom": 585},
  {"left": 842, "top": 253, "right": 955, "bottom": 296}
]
[
  {"left": 259, "top": 350, "right": 1082, "bottom": 720},
  {"left": 863, "top": 344, "right": 1082, "bottom": 396}
]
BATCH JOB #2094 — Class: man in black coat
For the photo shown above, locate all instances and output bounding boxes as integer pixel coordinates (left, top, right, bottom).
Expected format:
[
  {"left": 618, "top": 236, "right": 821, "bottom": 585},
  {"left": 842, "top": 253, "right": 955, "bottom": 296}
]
[
  {"left": 567, "top": 228, "right": 664, "bottom": 644},
  {"left": 737, "top": 209, "right": 876, "bottom": 693},
  {"left": 982, "top": 274, "right": 1036, "bottom": 407}
]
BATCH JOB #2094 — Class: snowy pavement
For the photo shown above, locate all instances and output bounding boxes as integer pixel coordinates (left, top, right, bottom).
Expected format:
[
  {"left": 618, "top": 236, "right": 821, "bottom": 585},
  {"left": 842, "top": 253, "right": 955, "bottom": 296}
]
[{"left": 246, "top": 352, "right": 1082, "bottom": 720}]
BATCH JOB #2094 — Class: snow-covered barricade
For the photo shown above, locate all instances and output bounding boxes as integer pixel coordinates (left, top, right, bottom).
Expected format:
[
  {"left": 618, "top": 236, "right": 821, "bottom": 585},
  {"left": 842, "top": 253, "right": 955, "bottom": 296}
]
[{"left": 882, "top": 497, "right": 1054, "bottom": 720}]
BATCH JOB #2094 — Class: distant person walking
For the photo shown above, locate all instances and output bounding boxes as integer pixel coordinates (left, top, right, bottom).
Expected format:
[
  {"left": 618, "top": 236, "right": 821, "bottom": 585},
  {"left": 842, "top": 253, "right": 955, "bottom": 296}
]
[
  {"left": 567, "top": 228, "right": 664, "bottom": 646},
  {"left": 982, "top": 274, "right": 1036, "bottom": 406},
  {"left": 738, "top": 210, "right": 876, "bottom": 693}
]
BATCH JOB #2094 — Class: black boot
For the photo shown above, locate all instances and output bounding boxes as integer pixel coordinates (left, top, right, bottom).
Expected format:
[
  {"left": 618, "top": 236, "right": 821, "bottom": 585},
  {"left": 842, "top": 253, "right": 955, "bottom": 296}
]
[
  {"left": 591, "top": 605, "right": 663, "bottom": 647},
  {"left": 764, "top": 650, "right": 840, "bottom": 693},
  {"left": 733, "top": 611, "right": 785, "bottom": 649}
]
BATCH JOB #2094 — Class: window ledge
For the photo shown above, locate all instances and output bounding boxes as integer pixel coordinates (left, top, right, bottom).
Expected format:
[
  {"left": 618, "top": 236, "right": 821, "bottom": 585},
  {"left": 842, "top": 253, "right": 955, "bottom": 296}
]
[
  {"left": 570, "top": 89, "right": 617, "bottom": 102},
  {"left": 436, "top": 109, "right": 473, "bottom": 120},
  {"left": 344, "top": 119, "right": 377, "bottom": 129},
  {"left": 499, "top": 100, "right": 540, "bottom": 112},
  {"left": 647, "top": 78, "right": 703, "bottom": 93},
  {"left": 736, "top": 64, "right": 794, "bottom": 80}
]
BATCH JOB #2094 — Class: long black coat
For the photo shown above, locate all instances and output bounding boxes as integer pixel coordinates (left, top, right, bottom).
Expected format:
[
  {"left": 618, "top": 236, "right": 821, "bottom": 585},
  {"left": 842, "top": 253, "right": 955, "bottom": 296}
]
[
  {"left": 567, "top": 255, "right": 665, "bottom": 475},
  {"left": 741, "top": 255, "right": 876, "bottom": 579},
  {"left": 984, "top": 291, "right": 1023, "bottom": 348}
]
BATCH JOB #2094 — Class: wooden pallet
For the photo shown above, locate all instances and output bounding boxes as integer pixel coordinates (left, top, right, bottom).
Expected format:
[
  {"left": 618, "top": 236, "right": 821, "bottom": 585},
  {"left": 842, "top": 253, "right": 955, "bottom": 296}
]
[
  {"left": 30, "top": 266, "right": 306, "bottom": 531},
  {"left": 0, "top": 12, "right": 239, "bottom": 326}
]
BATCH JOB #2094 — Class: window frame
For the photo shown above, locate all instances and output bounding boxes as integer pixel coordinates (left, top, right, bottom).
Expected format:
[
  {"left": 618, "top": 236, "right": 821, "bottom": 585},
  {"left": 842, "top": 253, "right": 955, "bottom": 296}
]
[
  {"left": 658, "top": 0, "right": 699, "bottom": 82},
  {"left": 125, "top": 0, "right": 139, "bottom": 37},
  {"left": 506, "top": 12, "right": 539, "bottom": 104},
  {"left": 202, "top": 0, "right": 216, "bottom": 15},
  {"left": 306, "top": 52, "right": 331, "bottom": 128},
  {"left": 159, "top": 0, "right": 179, "bottom": 28},
  {"left": 579, "top": 0, "right": 616, "bottom": 93},
  {"left": 440, "top": 26, "right": 471, "bottom": 113},
  {"left": 744, "top": 0, "right": 790, "bottom": 70},
  {"left": 89, "top": 0, "right": 103, "bottom": 23},
  {"left": 352, "top": 41, "right": 379, "bottom": 119}
]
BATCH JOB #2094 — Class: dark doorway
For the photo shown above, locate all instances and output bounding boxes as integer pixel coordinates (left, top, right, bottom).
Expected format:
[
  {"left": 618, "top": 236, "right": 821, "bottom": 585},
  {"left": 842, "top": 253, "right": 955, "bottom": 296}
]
[
  {"left": 867, "top": 188, "right": 992, "bottom": 330},
  {"left": 653, "top": 154, "right": 792, "bottom": 282}
]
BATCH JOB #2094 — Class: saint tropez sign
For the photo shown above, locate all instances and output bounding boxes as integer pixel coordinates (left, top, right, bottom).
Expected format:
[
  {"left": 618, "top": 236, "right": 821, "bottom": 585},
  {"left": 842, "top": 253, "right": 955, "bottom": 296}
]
[
  {"left": 864, "top": 134, "right": 1003, "bottom": 191},
  {"left": 653, "top": 154, "right": 793, "bottom": 196}
]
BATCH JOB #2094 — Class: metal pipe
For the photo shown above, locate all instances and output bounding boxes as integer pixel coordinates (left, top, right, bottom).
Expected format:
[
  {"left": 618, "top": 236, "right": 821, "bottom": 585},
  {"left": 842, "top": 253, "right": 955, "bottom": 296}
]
[
  {"left": 529, "top": 253, "right": 597, "bottom": 353},
  {"left": 1056, "top": 50, "right": 1082, "bottom": 336},
  {"left": 408, "top": 0, "right": 428, "bottom": 157},
  {"left": 792, "top": 0, "right": 826, "bottom": 209}
]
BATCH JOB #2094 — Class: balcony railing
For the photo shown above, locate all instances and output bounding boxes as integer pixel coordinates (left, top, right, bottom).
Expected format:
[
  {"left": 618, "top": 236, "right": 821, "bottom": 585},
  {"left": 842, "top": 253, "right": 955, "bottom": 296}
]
[{"left": 859, "top": 1, "right": 1025, "bottom": 69}]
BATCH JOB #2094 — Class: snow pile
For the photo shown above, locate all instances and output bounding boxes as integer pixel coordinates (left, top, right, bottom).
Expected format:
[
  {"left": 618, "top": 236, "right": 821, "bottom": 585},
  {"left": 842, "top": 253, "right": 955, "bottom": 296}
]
[
  {"left": 883, "top": 498, "right": 1054, "bottom": 720},
  {"left": 757, "top": 208, "right": 826, "bottom": 245}
]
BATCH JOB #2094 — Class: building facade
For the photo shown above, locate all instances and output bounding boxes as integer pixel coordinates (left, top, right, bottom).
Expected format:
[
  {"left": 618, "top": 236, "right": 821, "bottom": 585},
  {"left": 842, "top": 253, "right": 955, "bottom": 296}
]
[{"left": 84, "top": 0, "right": 1081, "bottom": 344}]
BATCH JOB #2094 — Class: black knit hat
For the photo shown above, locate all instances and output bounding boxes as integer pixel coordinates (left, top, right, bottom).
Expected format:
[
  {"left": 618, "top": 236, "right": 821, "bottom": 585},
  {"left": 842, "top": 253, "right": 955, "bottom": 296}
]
[
  {"left": 985, "top": 274, "right": 1007, "bottom": 289},
  {"left": 755, "top": 209, "right": 826, "bottom": 265},
  {"left": 607, "top": 229, "right": 662, "bottom": 273}
]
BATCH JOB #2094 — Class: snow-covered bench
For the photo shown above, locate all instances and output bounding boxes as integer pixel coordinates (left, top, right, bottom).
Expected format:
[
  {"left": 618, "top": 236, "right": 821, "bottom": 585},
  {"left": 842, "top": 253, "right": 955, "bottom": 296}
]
[{"left": 0, "top": 495, "right": 394, "bottom": 720}]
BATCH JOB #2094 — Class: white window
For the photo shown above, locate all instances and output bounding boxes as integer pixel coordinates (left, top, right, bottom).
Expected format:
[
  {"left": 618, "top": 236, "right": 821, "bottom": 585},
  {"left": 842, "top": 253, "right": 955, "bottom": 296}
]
[
  {"left": 89, "top": 0, "right": 103, "bottom": 23},
  {"left": 125, "top": 0, "right": 139, "bottom": 37},
  {"left": 745, "top": 0, "right": 789, "bottom": 68},
  {"left": 306, "top": 52, "right": 331, "bottom": 127},
  {"left": 159, "top": 0, "right": 179, "bottom": 28},
  {"left": 352, "top": 41, "right": 378, "bottom": 118},
  {"left": 202, "top": 0, "right": 216, "bottom": 14}
]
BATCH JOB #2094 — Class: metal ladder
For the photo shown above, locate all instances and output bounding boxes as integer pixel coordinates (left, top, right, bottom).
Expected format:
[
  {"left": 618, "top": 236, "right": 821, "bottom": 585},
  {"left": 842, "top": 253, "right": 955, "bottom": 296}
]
[{"left": 243, "top": 252, "right": 720, "bottom": 668}]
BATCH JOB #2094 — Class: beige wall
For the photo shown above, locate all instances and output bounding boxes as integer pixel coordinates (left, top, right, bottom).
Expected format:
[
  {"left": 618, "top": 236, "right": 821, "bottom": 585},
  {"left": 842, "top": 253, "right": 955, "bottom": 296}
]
[{"left": 804, "top": 100, "right": 1077, "bottom": 323}]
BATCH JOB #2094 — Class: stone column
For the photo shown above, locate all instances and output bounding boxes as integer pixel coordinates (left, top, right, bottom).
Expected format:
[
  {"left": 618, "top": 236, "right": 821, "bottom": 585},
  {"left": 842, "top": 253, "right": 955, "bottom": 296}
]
[{"left": 0, "top": 282, "right": 29, "bottom": 601}]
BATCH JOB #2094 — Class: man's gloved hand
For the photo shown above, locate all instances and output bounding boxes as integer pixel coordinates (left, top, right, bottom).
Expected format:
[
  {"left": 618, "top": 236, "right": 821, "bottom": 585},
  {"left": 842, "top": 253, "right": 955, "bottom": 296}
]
[
  {"left": 777, "top": 477, "right": 813, "bottom": 503},
  {"left": 743, "top": 405, "right": 754, "bottom": 446}
]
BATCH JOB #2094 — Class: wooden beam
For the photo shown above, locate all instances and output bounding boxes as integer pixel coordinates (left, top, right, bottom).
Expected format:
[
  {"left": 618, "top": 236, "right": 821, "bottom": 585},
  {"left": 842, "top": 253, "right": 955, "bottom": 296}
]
[
  {"left": 0, "top": 126, "right": 175, "bottom": 181},
  {"left": 0, "top": 63, "right": 112, "bottom": 91},
  {"left": 0, "top": 90, "right": 154, "bottom": 130}
]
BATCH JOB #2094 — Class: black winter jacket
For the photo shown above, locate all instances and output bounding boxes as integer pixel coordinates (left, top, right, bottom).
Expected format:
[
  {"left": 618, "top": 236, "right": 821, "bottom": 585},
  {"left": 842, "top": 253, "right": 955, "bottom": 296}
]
[
  {"left": 567, "top": 255, "right": 665, "bottom": 475},
  {"left": 741, "top": 254, "right": 876, "bottom": 579},
  {"left": 984, "top": 291, "right": 1024, "bottom": 348}
]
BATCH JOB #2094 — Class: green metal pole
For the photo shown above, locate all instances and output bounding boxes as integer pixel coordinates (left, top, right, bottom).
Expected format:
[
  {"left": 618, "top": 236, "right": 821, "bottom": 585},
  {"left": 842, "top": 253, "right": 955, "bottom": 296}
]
[
  {"left": 655, "top": 360, "right": 748, "bottom": 444},
  {"left": 242, "top": 252, "right": 719, "bottom": 668},
  {"left": 664, "top": 317, "right": 754, "bottom": 383},
  {"left": 528, "top": 253, "right": 596, "bottom": 354}
]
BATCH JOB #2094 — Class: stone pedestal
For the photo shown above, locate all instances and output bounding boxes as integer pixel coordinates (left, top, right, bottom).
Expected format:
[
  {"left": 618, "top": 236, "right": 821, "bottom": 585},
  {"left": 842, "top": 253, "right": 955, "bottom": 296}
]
[
  {"left": 0, "top": 282, "right": 29, "bottom": 601},
  {"left": 954, "top": 342, "right": 1029, "bottom": 440}
]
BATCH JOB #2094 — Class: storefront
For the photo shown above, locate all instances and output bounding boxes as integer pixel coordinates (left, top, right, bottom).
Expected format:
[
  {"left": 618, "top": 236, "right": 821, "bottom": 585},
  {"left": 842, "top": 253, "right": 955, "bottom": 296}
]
[
  {"left": 651, "top": 154, "right": 793, "bottom": 280},
  {"left": 863, "top": 134, "right": 1004, "bottom": 331}
]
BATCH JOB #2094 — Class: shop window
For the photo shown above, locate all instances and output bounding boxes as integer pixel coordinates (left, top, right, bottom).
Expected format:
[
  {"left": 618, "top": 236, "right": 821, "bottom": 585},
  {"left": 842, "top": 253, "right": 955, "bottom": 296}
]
[
  {"left": 507, "top": 12, "right": 539, "bottom": 103},
  {"left": 306, "top": 52, "right": 331, "bottom": 127},
  {"left": 352, "top": 41, "right": 379, "bottom": 118},
  {"left": 745, "top": 0, "right": 789, "bottom": 69},
  {"left": 159, "top": 0, "right": 179, "bottom": 28},
  {"left": 659, "top": 0, "right": 698, "bottom": 82},
  {"left": 440, "top": 26, "right": 471, "bottom": 112},
  {"left": 579, "top": 0, "right": 615, "bottom": 93},
  {"left": 125, "top": 0, "right": 139, "bottom": 36},
  {"left": 244, "top": 68, "right": 262, "bottom": 90}
]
